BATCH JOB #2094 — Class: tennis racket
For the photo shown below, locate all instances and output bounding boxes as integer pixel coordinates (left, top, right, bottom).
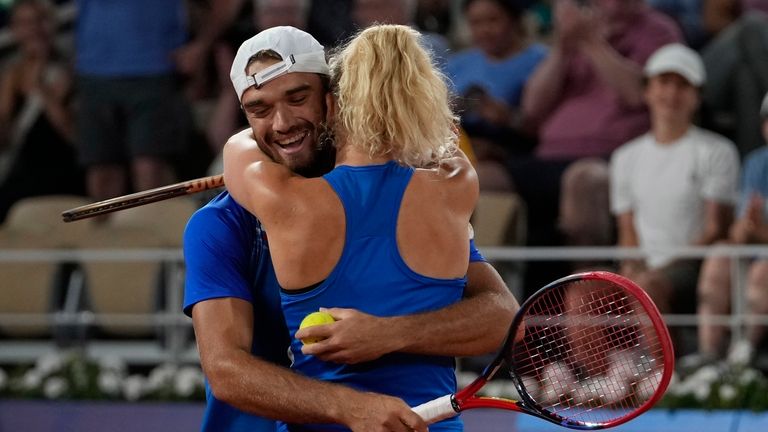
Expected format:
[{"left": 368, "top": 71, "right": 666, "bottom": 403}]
[
  {"left": 61, "top": 175, "right": 224, "bottom": 222},
  {"left": 413, "top": 271, "right": 674, "bottom": 429}
]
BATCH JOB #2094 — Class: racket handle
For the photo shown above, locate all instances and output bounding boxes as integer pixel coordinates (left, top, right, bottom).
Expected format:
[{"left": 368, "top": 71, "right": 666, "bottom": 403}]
[{"left": 412, "top": 394, "right": 458, "bottom": 423}]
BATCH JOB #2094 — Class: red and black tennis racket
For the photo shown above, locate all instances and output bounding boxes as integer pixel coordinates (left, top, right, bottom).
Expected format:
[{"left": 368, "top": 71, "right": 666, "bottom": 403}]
[
  {"left": 413, "top": 271, "right": 674, "bottom": 429},
  {"left": 61, "top": 175, "right": 224, "bottom": 222}
]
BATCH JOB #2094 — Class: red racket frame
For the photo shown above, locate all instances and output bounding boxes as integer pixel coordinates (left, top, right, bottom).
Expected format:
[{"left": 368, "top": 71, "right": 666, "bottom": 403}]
[{"left": 450, "top": 271, "right": 674, "bottom": 429}]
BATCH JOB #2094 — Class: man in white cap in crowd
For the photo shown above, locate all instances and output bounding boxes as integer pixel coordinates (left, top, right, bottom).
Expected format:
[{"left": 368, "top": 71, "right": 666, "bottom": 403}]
[{"left": 610, "top": 43, "right": 740, "bottom": 333}]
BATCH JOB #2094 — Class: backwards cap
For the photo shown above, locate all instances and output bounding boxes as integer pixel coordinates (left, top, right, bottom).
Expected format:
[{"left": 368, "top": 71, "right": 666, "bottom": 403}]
[{"left": 229, "top": 26, "right": 329, "bottom": 101}]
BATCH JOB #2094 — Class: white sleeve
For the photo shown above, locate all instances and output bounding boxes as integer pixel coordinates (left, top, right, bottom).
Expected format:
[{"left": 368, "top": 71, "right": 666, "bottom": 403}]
[
  {"left": 610, "top": 146, "right": 634, "bottom": 215},
  {"left": 701, "top": 139, "right": 740, "bottom": 205}
]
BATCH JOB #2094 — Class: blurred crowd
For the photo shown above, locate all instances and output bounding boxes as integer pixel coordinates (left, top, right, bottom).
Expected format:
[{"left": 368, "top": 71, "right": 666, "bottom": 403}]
[{"left": 1, "top": 0, "right": 768, "bottom": 364}]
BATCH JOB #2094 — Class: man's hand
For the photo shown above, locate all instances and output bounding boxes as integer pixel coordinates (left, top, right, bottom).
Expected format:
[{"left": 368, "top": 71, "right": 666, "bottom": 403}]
[
  {"left": 554, "top": 0, "right": 592, "bottom": 49},
  {"left": 297, "top": 308, "right": 401, "bottom": 364},
  {"left": 342, "top": 392, "right": 428, "bottom": 432},
  {"left": 730, "top": 194, "right": 766, "bottom": 244},
  {"left": 173, "top": 40, "right": 210, "bottom": 76}
]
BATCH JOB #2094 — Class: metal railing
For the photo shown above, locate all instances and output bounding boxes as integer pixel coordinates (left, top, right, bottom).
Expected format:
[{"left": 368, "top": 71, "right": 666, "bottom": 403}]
[{"left": 1, "top": 245, "right": 767, "bottom": 364}]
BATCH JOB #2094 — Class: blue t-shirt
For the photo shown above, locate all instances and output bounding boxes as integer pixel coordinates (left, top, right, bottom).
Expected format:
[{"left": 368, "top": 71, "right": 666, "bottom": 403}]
[
  {"left": 184, "top": 192, "right": 288, "bottom": 432},
  {"left": 737, "top": 146, "right": 768, "bottom": 218},
  {"left": 280, "top": 162, "right": 466, "bottom": 432},
  {"left": 184, "top": 190, "right": 487, "bottom": 431},
  {"left": 445, "top": 44, "right": 548, "bottom": 108},
  {"left": 75, "top": 0, "right": 187, "bottom": 77}
]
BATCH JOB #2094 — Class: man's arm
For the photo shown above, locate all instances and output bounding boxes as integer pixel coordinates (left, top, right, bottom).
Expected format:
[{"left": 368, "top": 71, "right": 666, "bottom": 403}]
[
  {"left": 174, "top": 0, "right": 245, "bottom": 75},
  {"left": 579, "top": 39, "right": 645, "bottom": 108},
  {"left": 193, "top": 297, "right": 427, "bottom": 431},
  {"left": 298, "top": 261, "right": 518, "bottom": 363},
  {"left": 693, "top": 200, "right": 734, "bottom": 246},
  {"left": 616, "top": 211, "right": 646, "bottom": 279},
  {"left": 222, "top": 129, "right": 302, "bottom": 223}
]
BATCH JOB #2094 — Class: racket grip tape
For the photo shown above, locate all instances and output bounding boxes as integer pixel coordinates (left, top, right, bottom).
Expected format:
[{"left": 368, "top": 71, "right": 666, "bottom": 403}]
[{"left": 412, "top": 394, "right": 459, "bottom": 423}]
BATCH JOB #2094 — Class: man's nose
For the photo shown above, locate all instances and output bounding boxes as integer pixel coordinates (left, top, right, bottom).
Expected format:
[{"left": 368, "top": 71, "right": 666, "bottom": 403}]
[{"left": 272, "top": 105, "right": 296, "bottom": 133}]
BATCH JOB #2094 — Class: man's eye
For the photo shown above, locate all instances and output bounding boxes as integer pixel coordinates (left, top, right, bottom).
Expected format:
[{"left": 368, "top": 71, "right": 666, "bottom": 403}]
[
  {"left": 249, "top": 108, "right": 270, "bottom": 118},
  {"left": 289, "top": 95, "right": 307, "bottom": 104}
]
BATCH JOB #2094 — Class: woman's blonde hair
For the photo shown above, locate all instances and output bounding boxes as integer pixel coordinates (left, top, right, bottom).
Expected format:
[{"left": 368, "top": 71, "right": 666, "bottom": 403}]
[{"left": 329, "top": 24, "right": 458, "bottom": 167}]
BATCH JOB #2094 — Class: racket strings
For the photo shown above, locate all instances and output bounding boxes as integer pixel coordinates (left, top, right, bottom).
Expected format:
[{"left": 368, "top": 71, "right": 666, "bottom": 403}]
[{"left": 509, "top": 279, "right": 665, "bottom": 425}]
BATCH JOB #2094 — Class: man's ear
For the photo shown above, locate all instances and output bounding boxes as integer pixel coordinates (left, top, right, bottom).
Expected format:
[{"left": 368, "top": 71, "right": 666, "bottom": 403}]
[{"left": 324, "top": 92, "right": 336, "bottom": 124}]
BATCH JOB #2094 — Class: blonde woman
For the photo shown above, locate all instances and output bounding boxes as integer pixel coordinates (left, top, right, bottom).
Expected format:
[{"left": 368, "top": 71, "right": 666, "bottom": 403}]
[{"left": 224, "top": 24, "right": 477, "bottom": 431}]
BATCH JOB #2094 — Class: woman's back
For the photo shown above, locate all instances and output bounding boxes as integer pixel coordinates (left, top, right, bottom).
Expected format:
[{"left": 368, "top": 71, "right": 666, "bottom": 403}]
[
  {"left": 277, "top": 160, "right": 471, "bottom": 431},
  {"left": 263, "top": 156, "right": 475, "bottom": 290}
]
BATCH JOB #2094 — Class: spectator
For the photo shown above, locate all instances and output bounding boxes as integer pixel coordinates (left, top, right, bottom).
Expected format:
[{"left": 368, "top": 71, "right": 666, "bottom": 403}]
[
  {"left": 646, "top": 0, "right": 708, "bottom": 48},
  {"left": 75, "top": 0, "right": 194, "bottom": 201},
  {"left": 697, "top": 91, "right": 768, "bottom": 363},
  {"left": 353, "top": 0, "right": 451, "bottom": 68},
  {"left": 0, "top": 0, "right": 83, "bottom": 222},
  {"left": 518, "top": 0, "right": 681, "bottom": 267},
  {"left": 700, "top": 0, "right": 768, "bottom": 157},
  {"left": 306, "top": 0, "right": 355, "bottom": 47},
  {"left": 414, "top": 0, "right": 454, "bottom": 36},
  {"left": 513, "top": 0, "right": 681, "bottom": 287},
  {"left": 446, "top": 0, "right": 547, "bottom": 192},
  {"left": 611, "top": 44, "right": 739, "bottom": 325}
]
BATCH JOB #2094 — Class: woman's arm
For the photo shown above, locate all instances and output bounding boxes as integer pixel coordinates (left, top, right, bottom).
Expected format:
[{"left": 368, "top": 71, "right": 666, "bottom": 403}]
[{"left": 222, "top": 128, "right": 301, "bottom": 222}]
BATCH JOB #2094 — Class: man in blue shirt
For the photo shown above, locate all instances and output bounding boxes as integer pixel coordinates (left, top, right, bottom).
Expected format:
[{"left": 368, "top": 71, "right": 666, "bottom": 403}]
[
  {"left": 184, "top": 26, "right": 519, "bottom": 431},
  {"left": 75, "top": 0, "right": 192, "bottom": 201}
]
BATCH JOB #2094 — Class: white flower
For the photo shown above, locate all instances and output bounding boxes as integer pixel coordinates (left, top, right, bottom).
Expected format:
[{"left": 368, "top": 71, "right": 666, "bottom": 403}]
[
  {"left": 693, "top": 384, "right": 710, "bottom": 402},
  {"left": 738, "top": 368, "right": 759, "bottom": 386},
  {"left": 635, "top": 376, "right": 658, "bottom": 401},
  {"left": 35, "top": 352, "right": 66, "bottom": 377},
  {"left": 481, "top": 382, "right": 505, "bottom": 397},
  {"left": 43, "top": 377, "right": 68, "bottom": 399},
  {"left": 70, "top": 357, "right": 89, "bottom": 390},
  {"left": 688, "top": 365, "right": 720, "bottom": 386},
  {"left": 174, "top": 367, "right": 204, "bottom": 398},
  {"left": 539, "top": 362, "right": 574, "bottom": 405},
  {"left": 455, "top": 371, "right": 477, "bottom": 388},
  {"left": 147, "top": 364, "right": 177, "bottom": 391},
  {"left": 669, "top": 371, "right": 680, "bottom": 387},
  {"left": 98, "top": 371, "right": 122, "bottom": 396},
  {"left": 727, "top": 340, "right": 754, "bottom": 367},
  {"left": 719, "top": 384, "right": 737, "bottom": 401},
  {"left": 122, "top": 375, "right": 147, "bottom": 402},
  {"left": 98, "top": 355, "right": 127, "bottom": 375},
  {"left": 0, "top": 368, "right": 7, "bottom": 392},
  {"left": 503, "top": 380, "right": 520, "bottom": 400},
  {"left": 20, "top": 370, "right": 43, "bottom": 391}
]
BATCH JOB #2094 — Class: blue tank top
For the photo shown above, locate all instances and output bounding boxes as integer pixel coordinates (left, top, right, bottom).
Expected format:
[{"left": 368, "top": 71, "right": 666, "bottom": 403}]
[{"left": 280, "top": 161, "right": 465, "bottom": 431}]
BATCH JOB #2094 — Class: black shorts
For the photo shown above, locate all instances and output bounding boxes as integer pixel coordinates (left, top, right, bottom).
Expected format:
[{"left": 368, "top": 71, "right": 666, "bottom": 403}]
[
  {"left": 76, "top": 75, "right": 191, "bottom": 166},
  {"left": 657, "top": 259, "right": 701, "bottom": 314}
]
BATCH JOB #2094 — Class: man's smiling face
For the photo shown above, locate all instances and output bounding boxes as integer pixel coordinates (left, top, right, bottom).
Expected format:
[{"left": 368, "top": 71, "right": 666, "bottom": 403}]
[{"left": 240, "top": 59, "right": 332, "bottom": 176}]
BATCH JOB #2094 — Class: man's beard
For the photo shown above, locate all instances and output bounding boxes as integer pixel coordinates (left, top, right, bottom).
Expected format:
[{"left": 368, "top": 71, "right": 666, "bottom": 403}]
[{"left": 293, "top": 121, "right": 337, "bottom": 178}]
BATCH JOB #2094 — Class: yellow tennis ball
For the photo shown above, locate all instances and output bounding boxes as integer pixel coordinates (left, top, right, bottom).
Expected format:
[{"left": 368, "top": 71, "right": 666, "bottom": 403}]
[{"left": 298, "top": 311, "right": 335, "bottom": 345}]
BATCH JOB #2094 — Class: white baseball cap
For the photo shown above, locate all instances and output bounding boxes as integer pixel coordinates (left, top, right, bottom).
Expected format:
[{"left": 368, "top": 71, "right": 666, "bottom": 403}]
[
  {"left": 644, "top": 43, "right": 706, "bottom": 87},
  {"left": 229, "top": 26, "right": 329, "bottom": 101}
]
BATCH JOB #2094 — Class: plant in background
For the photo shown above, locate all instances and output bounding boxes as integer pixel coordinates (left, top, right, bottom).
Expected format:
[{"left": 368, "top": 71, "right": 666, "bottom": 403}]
[
  {"left": 650, "top": 345, "right": 768, "bottom": 411},
  {"left": 0, "top": 350, "right": 205, "bottom": 402}
]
